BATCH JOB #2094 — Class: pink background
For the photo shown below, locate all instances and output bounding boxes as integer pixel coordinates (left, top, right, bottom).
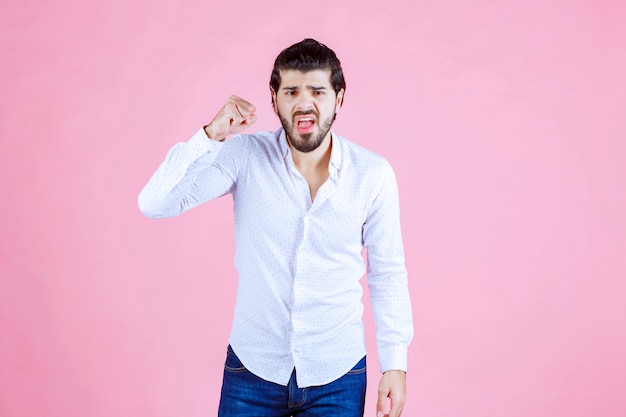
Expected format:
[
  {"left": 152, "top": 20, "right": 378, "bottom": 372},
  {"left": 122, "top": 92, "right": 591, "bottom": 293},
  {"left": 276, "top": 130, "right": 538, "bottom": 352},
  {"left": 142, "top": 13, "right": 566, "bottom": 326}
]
[{"left": 1, "top": 1, "right": 625, "bottom": 416}]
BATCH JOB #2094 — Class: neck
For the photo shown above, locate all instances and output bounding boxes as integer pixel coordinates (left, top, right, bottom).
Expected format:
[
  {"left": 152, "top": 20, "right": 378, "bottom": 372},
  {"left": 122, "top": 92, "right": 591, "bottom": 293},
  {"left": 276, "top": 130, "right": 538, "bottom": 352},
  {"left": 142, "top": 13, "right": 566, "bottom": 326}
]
[{"left": 290, "top": 132, "right": 332, "bottom": 171}]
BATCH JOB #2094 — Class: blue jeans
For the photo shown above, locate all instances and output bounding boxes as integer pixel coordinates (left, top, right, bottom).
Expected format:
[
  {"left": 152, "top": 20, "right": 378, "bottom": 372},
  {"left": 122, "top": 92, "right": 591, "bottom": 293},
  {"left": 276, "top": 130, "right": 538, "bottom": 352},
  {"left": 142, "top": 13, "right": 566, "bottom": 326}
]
[{"left": 218, "top": 345, "right": 367, "bottom": 417}]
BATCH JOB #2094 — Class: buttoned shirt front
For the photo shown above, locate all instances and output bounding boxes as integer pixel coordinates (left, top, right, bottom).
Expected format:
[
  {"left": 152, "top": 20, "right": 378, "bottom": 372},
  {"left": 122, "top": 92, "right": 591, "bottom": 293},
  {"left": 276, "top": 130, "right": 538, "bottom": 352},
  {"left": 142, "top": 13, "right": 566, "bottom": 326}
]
[{"left": 138, "top": 128, "right": 413, "bottom": 387}]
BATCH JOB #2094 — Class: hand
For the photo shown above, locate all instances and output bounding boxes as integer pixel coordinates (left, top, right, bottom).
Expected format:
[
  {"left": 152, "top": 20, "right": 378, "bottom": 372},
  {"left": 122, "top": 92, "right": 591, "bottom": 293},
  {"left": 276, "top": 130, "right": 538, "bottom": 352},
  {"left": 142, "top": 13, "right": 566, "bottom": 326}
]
[
  {"left": 376, "top": 370, "right": 406, "bottom": 417},
  {"left": 204, "top": 95, "right": 257, "bottom": 141}
]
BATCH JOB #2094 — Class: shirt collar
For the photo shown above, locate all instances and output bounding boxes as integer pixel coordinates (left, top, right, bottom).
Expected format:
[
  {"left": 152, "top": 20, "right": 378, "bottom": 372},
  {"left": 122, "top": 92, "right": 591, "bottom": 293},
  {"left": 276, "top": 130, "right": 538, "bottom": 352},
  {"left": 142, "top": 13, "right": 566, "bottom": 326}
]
[{"left": 277, "top": 128, "right": 343, "bottom": 173}]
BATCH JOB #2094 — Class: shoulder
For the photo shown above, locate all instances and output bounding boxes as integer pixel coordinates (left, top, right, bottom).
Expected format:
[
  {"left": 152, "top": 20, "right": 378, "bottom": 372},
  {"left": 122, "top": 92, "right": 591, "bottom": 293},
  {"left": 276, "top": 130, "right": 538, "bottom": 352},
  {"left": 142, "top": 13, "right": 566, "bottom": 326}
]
[
  {"left": 231, "top": 129, "right": 280, "bottom": 144},
  {"left": 334, "top": 134, "right": 399, "bottom": 203},
  {"left": 218, "top": 129, "right": 284, "bottom": 162},
  {"left": 334, "top": 133, "right": 394, "bottom": 174},
  {"left": 228, "top": 129, "right": 283, "bottom": 152}
]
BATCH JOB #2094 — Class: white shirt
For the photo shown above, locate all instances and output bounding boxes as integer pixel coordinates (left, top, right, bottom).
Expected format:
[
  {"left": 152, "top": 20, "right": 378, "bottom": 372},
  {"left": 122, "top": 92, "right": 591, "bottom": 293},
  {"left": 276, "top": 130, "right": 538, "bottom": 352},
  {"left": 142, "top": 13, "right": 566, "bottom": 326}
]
[{"left": 138, "top": 128, "right": 413, "bottom": 387}]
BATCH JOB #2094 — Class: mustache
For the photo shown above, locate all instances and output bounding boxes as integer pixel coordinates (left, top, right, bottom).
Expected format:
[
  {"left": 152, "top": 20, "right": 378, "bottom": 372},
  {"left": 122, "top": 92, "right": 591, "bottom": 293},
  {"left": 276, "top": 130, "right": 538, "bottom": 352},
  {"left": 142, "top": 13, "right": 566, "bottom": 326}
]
[{"left": 292, "top": 110, "right": 319, "bottom": 118}]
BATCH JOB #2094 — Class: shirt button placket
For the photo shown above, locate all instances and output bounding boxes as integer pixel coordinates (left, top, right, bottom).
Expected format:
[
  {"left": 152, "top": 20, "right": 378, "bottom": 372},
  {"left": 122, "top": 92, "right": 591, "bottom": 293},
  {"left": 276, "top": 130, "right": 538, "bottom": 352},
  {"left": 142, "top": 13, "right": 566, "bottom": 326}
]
[{"left": 291, "top": 213, "right": 310, "bottom": 363}]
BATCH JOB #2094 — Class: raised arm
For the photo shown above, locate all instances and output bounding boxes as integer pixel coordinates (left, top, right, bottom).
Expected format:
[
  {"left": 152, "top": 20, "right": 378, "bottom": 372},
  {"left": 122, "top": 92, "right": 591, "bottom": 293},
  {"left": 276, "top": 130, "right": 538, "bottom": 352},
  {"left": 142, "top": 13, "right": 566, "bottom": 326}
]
[{"left": 137, "top": 96, "right": 257, "bottom": 218}]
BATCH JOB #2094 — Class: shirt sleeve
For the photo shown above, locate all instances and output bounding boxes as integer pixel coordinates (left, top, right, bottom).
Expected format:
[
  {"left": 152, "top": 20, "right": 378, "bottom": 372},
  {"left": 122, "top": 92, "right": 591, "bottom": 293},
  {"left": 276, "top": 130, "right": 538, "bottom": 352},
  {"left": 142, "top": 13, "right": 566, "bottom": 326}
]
[
  {"left": 363, "top": 160, "right": 414, "bottom": 373},
  {"left": 138, "top": 128, "right": 247, "bottom": 218}
]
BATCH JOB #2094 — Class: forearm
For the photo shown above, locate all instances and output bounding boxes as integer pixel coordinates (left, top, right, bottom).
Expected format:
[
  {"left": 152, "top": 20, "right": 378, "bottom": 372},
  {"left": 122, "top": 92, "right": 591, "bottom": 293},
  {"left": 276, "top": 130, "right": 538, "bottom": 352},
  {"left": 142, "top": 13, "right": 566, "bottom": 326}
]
[
  {"left": 137, "top": 128, "right": 234, "bottom": 218},
  {"left": 369, "top": 267, "right": 414, "bottom": 372}
]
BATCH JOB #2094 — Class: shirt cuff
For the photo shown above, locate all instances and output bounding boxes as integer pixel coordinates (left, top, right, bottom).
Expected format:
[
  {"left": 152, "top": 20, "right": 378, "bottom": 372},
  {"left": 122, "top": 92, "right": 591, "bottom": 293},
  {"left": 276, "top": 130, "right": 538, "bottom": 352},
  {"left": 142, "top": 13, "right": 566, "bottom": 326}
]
[
  {"left": 379, "top": 344, "right": 409, "bottom": 373},
  {"left": 186, "top": 127, "right": 223, "bottom": 161}
]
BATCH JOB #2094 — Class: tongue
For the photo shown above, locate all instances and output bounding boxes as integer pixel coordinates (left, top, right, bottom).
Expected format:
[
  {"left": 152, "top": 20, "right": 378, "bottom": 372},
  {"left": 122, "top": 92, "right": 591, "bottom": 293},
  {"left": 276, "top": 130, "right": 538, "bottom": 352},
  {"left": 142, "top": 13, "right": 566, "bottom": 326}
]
[{"left": 297, "top": 120, "right": 314, "bottom": 133}]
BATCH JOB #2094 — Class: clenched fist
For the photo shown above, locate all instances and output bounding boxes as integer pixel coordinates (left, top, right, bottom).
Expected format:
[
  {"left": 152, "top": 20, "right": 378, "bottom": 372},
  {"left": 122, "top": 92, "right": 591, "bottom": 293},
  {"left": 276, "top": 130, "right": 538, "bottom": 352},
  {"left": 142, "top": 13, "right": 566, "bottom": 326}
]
[{"left": 204, "top": 95, "right": 258, "bottom": 141}]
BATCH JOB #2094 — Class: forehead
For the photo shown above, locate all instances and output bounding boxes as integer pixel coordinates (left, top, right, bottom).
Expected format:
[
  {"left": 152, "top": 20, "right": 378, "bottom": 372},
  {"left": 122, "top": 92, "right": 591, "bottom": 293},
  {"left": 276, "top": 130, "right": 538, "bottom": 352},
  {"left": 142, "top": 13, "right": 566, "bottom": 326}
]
[{"left": 278, "top": 69, "right": 333, "bottom": 88}]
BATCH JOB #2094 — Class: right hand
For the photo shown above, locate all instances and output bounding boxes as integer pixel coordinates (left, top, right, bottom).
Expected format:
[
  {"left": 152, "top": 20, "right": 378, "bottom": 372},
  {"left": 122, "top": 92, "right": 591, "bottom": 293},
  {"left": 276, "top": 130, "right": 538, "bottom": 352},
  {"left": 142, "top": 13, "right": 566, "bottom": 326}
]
[{"left": 204, "top": 95, "right": 257, "bottom": 141}]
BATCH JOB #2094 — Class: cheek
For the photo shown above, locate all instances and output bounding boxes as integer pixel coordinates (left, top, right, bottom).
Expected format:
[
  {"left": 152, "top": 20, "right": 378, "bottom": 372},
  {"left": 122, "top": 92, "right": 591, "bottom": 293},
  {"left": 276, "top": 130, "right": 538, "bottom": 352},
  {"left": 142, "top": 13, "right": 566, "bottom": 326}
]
[
  {"left": 278, "top": 101, "right": 292, "bottom": 115},
  {"left": 277, "top": 107, "right": 291, "bottom": 122},
  {"left": 323, "top": 101, "right": 337, "bottom": 115}
]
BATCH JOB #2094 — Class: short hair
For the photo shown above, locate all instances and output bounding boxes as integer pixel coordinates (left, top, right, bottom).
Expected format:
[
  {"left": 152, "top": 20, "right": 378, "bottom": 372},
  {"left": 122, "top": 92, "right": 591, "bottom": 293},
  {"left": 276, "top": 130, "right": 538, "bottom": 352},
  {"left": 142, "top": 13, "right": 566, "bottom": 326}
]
[{"left": 270, "top": 38, "right": 346, "bottom": 108}]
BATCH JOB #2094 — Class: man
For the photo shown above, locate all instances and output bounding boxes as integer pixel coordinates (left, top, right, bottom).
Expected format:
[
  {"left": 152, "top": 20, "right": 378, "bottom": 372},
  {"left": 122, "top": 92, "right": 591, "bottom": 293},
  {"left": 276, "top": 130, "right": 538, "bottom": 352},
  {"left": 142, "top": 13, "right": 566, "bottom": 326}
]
[{"left": 138, "top": 38, "right": 413, "bottom": 417}]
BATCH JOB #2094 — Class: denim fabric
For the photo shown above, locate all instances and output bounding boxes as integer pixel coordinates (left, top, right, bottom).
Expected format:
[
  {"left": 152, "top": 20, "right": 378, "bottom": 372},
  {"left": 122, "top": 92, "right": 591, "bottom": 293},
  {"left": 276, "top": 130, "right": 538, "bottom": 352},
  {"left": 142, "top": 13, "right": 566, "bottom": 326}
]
[{"left": 218, "top": 345, "right": 367, "bottom": 417}]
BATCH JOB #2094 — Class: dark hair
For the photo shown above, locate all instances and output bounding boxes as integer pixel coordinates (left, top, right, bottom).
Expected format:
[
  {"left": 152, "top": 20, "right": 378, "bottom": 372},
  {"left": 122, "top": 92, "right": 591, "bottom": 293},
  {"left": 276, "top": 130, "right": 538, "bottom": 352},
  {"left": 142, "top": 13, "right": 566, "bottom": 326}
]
[{"left": 270, "top": 38, "right": 346, "bottom": 108}]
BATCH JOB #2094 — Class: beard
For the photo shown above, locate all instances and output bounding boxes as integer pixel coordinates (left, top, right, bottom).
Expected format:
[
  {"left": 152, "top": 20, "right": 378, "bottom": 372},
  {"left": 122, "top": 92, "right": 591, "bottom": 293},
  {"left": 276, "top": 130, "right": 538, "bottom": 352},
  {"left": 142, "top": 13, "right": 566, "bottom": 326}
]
[{"left": 279, "top": 110, "right": 335, "bottom": 153}]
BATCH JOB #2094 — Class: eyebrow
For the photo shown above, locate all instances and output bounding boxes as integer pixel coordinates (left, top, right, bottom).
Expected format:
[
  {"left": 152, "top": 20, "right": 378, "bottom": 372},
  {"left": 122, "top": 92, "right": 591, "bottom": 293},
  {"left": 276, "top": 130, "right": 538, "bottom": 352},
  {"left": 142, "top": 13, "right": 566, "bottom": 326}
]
[{"left": 281, "top": 85, "right": 328, "bottom": 91}]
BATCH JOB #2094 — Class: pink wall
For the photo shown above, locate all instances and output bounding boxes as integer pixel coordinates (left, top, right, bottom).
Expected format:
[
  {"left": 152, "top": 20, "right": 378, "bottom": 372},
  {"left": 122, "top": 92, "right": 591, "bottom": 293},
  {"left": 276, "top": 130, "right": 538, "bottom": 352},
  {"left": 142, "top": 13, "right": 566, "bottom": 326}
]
[{"left": 1, "top": 1, "right": 625, "bottom": 416}]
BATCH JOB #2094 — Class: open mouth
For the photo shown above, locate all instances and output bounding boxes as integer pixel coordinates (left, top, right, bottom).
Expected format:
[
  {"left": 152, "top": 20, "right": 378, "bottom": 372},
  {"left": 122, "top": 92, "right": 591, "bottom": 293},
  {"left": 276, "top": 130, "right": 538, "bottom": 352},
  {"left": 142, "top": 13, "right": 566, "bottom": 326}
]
[{"left": 295, "top": 115, "right": 316, "bottom": 134}]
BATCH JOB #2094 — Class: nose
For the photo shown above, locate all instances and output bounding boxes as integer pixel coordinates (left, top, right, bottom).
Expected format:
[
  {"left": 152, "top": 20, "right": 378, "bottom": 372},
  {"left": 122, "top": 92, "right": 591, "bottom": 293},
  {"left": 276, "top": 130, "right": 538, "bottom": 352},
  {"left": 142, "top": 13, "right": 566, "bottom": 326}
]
[{"left": 294, "top": 95, "right": 314, "bottom": 112}]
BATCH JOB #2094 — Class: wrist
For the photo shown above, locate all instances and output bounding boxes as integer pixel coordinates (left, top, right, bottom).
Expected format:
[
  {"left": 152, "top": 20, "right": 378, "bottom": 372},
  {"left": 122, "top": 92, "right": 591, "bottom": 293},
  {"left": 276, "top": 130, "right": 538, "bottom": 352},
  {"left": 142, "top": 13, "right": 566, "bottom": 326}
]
[
  {"left": 383, "top": 369, "right": 406, "bottom": 375},
  {"left": 203, "top": 124, "right": 225, "bottom": 142}
]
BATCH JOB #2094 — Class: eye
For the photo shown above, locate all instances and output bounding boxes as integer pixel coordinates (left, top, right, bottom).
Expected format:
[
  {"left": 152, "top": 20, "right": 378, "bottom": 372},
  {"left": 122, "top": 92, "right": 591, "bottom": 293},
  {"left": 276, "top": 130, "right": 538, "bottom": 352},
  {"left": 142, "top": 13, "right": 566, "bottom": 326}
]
[{"left": 313, "top": 90, "right": 325, "bottom": 95}]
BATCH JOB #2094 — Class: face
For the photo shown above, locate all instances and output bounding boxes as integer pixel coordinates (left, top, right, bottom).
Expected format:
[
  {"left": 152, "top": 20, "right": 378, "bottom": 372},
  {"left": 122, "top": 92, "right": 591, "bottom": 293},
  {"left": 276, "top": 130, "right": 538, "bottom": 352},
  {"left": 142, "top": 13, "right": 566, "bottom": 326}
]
[{"left": 272, "top": 69, "right": 344, "bottom": 153}]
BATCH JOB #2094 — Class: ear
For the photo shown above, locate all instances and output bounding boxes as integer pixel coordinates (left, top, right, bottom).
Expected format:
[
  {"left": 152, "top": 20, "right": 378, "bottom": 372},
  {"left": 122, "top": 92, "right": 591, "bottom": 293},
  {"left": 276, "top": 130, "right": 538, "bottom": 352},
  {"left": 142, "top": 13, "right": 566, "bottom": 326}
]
[
  {"left": 335, "top": 89, "right": 345, "bottom": 111},
  {"left": 270, "top": 87, "right": 278, "bottom": 114}
]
